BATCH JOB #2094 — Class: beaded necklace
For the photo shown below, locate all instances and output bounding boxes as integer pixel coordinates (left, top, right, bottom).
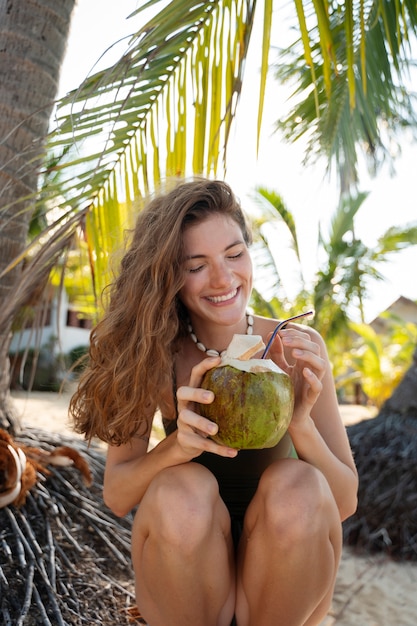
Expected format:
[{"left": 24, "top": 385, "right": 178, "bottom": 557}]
[{"left": 187, "top": 313, "right": 254, "bottom": 357}]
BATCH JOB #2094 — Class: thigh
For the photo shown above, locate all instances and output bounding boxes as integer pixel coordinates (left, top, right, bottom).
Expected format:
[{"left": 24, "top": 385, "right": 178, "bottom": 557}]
[
  {"left": 131, "top": 463, "right": 237, "bottom": 626},
  {"left": 235, "top": 459, "right": 341, "bottom": 625},
  {"left": 244, "top": 457, "right": 338, "bottom": 532},
  {"left": 133, "top": 462, "right": 230, "bottom": 534}
]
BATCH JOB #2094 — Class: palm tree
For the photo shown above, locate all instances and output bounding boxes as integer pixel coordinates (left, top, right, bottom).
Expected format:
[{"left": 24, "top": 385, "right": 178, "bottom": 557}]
[
  {"left": 0, "top": 5, "right": 417, "bottom": 600},
  {"left": 274, "top": 1, "right": 417, "bottom": 194},
  {"left": 252, "top": 186, "right": 417, "bottom": 338},
  {"left": 345, "top": 316, "right": 417, "bottom": 407},
  {"left": 253, "top": 179, "right": 417, "bottom": 558},
  {"left": 4, "top": 5, "right": 417, "bottom": 615},
  {"left": 1, "top": 0, "right": 417, "bottom": 430},
  {"left": 0, "top": 0, "right": 76, "bottom": 428}
]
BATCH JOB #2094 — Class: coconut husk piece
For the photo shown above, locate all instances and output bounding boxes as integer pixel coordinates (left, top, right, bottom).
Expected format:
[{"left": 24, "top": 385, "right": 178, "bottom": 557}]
[
  {"left": 343, "top": 409, "right": 417, "bottom": 561},
  {"left": 0, "top": 427, "right": 145, "bottom": 625}
]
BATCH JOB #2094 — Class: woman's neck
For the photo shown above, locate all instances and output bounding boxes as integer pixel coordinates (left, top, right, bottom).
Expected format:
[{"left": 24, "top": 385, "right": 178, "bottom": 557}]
[{"left": 187, "top": 312, "right": 253, "bottom": 357}]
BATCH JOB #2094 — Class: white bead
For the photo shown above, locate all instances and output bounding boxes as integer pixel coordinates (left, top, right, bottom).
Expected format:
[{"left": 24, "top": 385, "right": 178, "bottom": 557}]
[
  {"left": 206, "top": 349, "right": 220, "bottom": 357},
  {"left": 188, "top": 312, "right": 254, "bottom": 356}
]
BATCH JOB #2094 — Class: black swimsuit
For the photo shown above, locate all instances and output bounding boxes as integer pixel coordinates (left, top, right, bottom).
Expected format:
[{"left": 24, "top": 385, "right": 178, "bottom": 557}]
[
  {"left": 162, "top": 415, "right": 295, "bottom": 626},
  {"left": 162, "top": 417, "right": 295, "bottom": 524},
  {"left": 163, "top": 368, "right": 296, "bottom": 547}
]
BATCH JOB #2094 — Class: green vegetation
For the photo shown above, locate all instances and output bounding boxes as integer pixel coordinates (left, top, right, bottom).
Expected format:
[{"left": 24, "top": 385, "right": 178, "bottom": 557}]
[
  {"left": 2, "top": 1, "right": 417, "bottom": 418},
  {"left": 248, "top": 186, "right": 417, "bottom": 404}
]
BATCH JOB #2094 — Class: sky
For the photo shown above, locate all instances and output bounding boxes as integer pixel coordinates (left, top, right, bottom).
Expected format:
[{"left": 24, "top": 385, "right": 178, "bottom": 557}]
[{"left": 59, "top": 0, "right": 417, "bottom": 322}]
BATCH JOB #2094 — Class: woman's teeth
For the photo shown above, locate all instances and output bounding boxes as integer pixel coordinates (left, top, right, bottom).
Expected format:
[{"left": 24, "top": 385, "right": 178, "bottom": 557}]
[{"left": 207, "top": 288, "right": 237, "bottom": 303}]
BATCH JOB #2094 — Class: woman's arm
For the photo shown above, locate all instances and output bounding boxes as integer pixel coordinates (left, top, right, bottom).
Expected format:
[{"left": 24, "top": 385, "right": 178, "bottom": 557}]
[
  {"left": 268, "top": 324, "right": 358, "bottom": 521},
  {"left": 104, "top": 429, "right": 188, "bottom": 517},
  {"left": 103, "top": 357, "right": 237, "bottom": 517}
]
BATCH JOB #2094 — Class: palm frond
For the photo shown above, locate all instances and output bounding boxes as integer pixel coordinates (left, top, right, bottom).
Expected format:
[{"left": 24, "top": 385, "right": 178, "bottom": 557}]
[
  {"left": 3, "top": 0, "right": 417, "bottom": 336},
  {"left": 0, "top": 209, "right": 87, "bottom": 338},
  {"left": 373, "top": 222, "right": 417, "bottom": 255},
  {"left": 326, "top": 190, "right": 369, "bottom": 249},
  {"left": 43, "top": 0, "right": 265, "bottom": 296},
  {"left": 274, "top": 0, "right": 417, "bottom": 187},
  {"left": 254, "top": 186, "right": 301, "bottom": 261}
]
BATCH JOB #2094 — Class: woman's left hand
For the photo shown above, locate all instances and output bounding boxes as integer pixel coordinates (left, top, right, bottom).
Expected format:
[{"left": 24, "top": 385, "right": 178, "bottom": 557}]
[{"left": 266, "top": 325, "right": 326, "bottom": 427}]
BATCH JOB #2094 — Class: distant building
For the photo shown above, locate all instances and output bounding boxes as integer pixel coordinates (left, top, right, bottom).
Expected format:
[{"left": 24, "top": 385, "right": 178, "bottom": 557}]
[
  {"left": 10, "top": 288, "right": 91, "bottom": 356},
  {"left": 369, "top": 296, "right": 417, "bottom": 334}
]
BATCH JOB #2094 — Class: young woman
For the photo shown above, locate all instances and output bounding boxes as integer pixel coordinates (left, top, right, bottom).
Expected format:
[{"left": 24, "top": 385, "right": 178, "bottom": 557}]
[{"left": 70, "top": 178, "right": 358, "bottom": 626}]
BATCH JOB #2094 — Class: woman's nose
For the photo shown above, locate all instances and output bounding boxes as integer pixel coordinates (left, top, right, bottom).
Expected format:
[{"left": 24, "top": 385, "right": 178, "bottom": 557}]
[{"left": 210, "top": 261, "right": 233, "bottom": 287}]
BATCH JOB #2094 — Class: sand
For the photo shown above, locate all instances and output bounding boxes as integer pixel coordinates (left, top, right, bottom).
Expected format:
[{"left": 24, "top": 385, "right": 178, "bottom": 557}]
[{"left": 10, "top": 390, "right": 417, "bottom": 626}]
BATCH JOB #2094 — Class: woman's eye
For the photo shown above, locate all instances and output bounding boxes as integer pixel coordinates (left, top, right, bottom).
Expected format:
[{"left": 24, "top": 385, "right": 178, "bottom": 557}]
[
  {"left": 188, "top": 265, "right": 204, "bottom": 273},
  {"left": 228, "top": 251, "right": 243, "bottom": 260}
]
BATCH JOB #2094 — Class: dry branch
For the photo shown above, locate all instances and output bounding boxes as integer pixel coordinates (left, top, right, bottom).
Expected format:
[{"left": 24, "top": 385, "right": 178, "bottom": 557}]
[
  {"left": 0, "top": 428, "right": 144, "bottom": 625},
  {"left": 343, "top": 409, "right": 417, "bottom": 561}
]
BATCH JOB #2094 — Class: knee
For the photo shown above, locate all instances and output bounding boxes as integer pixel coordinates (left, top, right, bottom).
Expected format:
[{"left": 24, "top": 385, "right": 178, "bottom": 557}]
[
  {"left": 255, "top": 460, "right": 337, "bottom": 543},
  {"left": 139, "top": 463, "right": 222, "bottom": 551}
]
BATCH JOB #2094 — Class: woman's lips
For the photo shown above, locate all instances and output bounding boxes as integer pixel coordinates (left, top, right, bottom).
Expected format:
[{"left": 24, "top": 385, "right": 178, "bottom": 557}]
[{"left": 206, "top": 287, "right": 238, "bottom": 303}]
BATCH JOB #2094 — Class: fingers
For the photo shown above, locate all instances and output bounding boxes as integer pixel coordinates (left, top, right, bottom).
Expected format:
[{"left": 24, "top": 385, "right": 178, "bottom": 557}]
[
  {"left": 265, "top": 332, "right": 292, "bottom": 374},
  {"left": 177, "top": 405, "right": 217, "bottom": 437},
  {"left": 176, "top": 414, "right": 237, "bottom": 458},
  {"left": 175, "top": 355, "right": 238, "bottom": 459},
  {"left": 176, "top": 355, "right": 219, "bottom": 426},
  {"left": 268, "top": 326, "right": 326, "bottom": 416},
  {"left": 279, "top": 328, "right": 325, "bottom": 379},
  {"left": 302, "top": 366, "right": 323, "bottom": 403},
  {"left": 187, "top": 355, "right": 221, "bottom": 389},
  {"left": 176, "top": 406, "right": 237, "bottom": 458},
  {"left": 176, "top": 384, "right": 215, "bottom": 443},
  {"left": 177, "top": 385, "right": 214, "bottom": 409}
]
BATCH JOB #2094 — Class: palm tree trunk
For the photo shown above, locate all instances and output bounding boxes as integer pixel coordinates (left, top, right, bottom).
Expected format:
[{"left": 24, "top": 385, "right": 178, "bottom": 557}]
[{"left": 0, "top": 0, "right": 76, "bottom": 428}]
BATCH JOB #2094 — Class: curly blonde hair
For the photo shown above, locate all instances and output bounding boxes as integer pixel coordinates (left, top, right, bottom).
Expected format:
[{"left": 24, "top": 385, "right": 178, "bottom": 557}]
[{"left": 69, "top": 178, "right": 252, "bottom": 445}]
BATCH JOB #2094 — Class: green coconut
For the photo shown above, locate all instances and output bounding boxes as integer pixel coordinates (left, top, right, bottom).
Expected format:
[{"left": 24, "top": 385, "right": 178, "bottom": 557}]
[{"left": 198, "top": 334, "right": 294, "bottom": 449}]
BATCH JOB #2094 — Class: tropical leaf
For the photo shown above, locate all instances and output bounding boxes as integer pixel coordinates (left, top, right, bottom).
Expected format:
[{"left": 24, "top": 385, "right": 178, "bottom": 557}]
[
  {"left": 3, "top": 0, "right": 417, "bottom": 332},
  {"left": 42, "top": 0, "right": 264, "bottom": 297},
  {"left": 0, "top": 209, "right": 85, "bottom": 331},
  {"left": 374, "top": 223, "right": 417, "bottom": 255},
  {"left": 324, "top": 190, "right": 369, "bottom": 250},
  {"left": 274, "top": 0, "right": 417, "bottom": 188},
  {"left": 254, "top": 186, "right": 301, "bottom": 261},
  {"left": 348, "top": 317, "right": 416, "bottom": 406}
]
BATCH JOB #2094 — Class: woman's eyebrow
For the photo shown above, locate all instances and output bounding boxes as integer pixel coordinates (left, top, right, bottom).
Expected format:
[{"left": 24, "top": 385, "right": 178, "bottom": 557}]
[{"left": 186, "top": 239, "right": 244, "bottom": 260}]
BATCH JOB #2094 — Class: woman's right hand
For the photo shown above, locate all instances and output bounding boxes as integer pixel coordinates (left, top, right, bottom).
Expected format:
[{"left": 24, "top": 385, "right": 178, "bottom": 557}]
[{"left": 176, "top": 356, "right": 238, "bottom": 460}]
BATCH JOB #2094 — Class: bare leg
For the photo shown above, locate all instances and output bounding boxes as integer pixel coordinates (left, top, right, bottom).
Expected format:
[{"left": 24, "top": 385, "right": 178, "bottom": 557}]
[
  {"left": 131, "top": 463, "right": 236, "bottom": 626},
  {"left": 235, "top": 459, "right": 342, "bottom": 626}
]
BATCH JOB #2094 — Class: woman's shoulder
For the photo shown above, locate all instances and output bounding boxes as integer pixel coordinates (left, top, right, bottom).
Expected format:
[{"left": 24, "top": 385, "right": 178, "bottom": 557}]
[{"left": 253, "top": 314, "right": 278, "bottom": 334}]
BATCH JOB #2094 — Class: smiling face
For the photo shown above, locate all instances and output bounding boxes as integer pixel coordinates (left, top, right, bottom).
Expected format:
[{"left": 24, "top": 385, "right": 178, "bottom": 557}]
[{"left": 179, "top": 213, "right": 253, "bottom": 332}]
